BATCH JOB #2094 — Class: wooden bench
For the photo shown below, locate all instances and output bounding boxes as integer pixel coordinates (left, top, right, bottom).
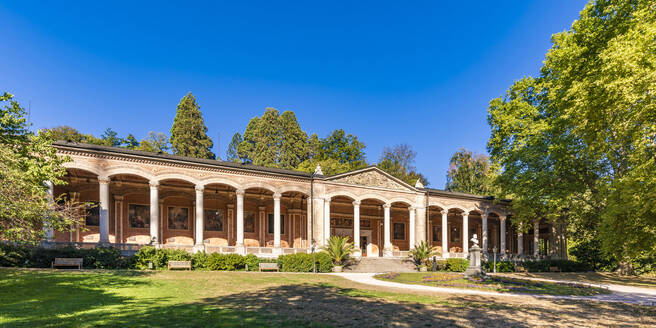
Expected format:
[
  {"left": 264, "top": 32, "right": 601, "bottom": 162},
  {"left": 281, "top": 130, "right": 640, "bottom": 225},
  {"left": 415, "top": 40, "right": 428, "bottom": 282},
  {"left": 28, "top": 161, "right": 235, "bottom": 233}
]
[
  {"left": 52, "top": 258, "right": 83, "bottom": 269},
  {"left": 549, "top": 266, "right": 562, "bottom": 272},
  {"left": 259, "top": 262, "right": 279, "bottom": 272},
  {"left": 167, "top": 261, "right": 192, "bottom": 270}
]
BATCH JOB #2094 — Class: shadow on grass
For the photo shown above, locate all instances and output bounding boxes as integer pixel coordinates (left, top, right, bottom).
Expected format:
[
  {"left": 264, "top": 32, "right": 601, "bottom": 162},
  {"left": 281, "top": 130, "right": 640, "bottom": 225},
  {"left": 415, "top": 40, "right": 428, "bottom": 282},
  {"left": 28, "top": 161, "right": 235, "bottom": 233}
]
[{"left": 2, "top": 269, "right": 655, "bottom": 327}]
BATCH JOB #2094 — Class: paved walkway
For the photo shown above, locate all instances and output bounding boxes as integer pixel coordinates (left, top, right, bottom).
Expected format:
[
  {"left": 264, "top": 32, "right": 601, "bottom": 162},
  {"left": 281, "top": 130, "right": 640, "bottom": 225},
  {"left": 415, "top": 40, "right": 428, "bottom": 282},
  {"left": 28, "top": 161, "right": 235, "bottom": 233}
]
[{"left": 332, "top": 272, "right": 656, "bottom": 306}]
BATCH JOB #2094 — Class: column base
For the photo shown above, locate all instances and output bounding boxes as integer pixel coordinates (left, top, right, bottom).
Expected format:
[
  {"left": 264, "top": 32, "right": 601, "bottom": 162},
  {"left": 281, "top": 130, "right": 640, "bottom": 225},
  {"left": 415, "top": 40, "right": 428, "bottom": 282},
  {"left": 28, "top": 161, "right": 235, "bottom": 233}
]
[
  {"left": 382, "top": 246, "right": 393, "bottom": 257},
  {"left": 235, "top": 244, "right": 246, "bottom": 255},
  {"left": 272, "top": 247, "right": 283, "bottom": 255},
  {"left": 352, "top": 248, "right": 362, "bottom": 259},
  {"left": 193, "top": 244, "right": 205, "bottom": 253},
  {"left": 442, "top": 252, "right": 450, "bottom": 259}
]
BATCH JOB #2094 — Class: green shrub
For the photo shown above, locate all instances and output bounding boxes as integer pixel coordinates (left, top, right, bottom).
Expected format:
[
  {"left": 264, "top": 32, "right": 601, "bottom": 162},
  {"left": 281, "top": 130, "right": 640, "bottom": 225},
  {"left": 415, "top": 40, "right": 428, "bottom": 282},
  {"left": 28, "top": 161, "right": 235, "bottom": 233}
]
[
  {"left": 424, "top": 259, "right": 447, "bottom": 271},
  {"left": 277, "top": 252, "right": 332, "bottom": 272},
  {"left": 483, "top": 260, "right": 514, "bottom": 272},
  {"left": 446, "top": 258, "right": 469, "bottom": 272},
  {"left": 223, "top": 254, "right": 245, "bottom": 270},
  {"left": 243, "top": 254, "right": 259, "bottom": 271},
  {"left": 191, "top": 251, "right": 209, "bottom": 270},
  {"left": 0, "top": 243, "right": 30, "bottom": 267}
]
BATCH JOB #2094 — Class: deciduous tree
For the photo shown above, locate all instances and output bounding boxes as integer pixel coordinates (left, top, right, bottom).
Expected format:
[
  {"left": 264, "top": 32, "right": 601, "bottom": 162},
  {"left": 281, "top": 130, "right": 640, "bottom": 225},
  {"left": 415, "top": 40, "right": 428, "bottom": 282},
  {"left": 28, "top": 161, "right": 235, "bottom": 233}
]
[
  {"left": 378, "top": 144, "right": 428, "bottom": 186},
  {"left": 445, "top": 148, "right": 498, "bottom": 195}
]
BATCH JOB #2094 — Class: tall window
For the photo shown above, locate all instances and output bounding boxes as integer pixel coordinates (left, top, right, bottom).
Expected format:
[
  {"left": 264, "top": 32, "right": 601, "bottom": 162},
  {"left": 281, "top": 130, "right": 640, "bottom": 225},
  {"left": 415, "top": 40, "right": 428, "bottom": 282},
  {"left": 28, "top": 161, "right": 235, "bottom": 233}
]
[
  {"left": 450, "top": 226, "right": 461, "bottom": 243},
  {"left": 85, "top": 202, "right": 100, "bottom": 226},
  {"left": 267, "top": 214, "right": 285, "bottom": 234},
  {"left": 393, "top": 223, "right": 405, "bottom": 240},
  {"left": 432, "top": 225, "right": 441, "bottom": 242}
]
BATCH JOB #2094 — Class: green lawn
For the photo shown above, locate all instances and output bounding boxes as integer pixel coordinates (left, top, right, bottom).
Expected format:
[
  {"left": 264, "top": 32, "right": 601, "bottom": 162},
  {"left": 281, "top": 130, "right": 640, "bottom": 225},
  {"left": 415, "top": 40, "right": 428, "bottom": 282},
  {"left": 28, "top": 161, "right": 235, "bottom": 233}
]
[
  {"left": 374, "top": 272, "right": 611, "bottom": 296},
  {"left": 1, "top": 268, "right": 653, "bottom": 327},
  {"left": 498, "top": 272, "right": 656, "bottom": 289}
]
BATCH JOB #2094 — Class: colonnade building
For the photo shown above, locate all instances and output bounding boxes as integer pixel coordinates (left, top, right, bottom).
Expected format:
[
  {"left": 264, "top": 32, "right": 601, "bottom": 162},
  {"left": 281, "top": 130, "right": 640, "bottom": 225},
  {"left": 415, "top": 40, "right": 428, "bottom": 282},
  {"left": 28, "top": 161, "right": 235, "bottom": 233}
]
[{"left": 46, "top": 142, "right": 567, "bottom": 259}]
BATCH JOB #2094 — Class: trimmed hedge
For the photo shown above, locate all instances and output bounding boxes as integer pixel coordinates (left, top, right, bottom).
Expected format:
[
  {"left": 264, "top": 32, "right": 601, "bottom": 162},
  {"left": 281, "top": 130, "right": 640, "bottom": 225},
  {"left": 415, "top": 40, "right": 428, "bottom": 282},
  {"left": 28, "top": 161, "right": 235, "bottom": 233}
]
[
  {"left": 483, "top": 259, "right": 591, "bottom": 273},
  {"left": 0, "top": 243, "right": 132, "bottom": 269},
  {"left": 445, "top": 258, "right": 469, "bottom": 272},
  {"left": 277, "top": 252, "right": 333, "bottom": 272}
]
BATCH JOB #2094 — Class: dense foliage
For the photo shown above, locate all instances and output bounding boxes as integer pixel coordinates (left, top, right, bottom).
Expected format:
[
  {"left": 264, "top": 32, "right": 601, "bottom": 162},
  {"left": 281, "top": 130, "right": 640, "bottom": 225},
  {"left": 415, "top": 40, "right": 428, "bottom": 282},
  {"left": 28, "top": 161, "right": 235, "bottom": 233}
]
[
  {"left": 0, "top": 243, "right": 133, "bottom": 269},
  {"left": 277, "top": 252, "right": 333, "bottom": 272},
  {"left": 445, "top": 148, "right": 498, "bottom": 195},
  {"left": 321, "top": 236, "right": 355, "bottom": 265},
  {"left": 445, "top": 258, "right": 469, "bottom": 272},
  {"left": 378, "top": 144, "right": 428, "bottom": 186},
  {"left": 0, "top": 93, "right": 85, "bottom": 243},
  {"left": 487, "top": 0, "right": 656, "bottom": 272},
  {"left": 407, "top": 240, "right": 438, "bottom": 268},
  {"left": 483, "top": 260, "right": 591, "bottom": 273},
  {"left": 170, "top": 92, "right": 215, "bottom": 159}
]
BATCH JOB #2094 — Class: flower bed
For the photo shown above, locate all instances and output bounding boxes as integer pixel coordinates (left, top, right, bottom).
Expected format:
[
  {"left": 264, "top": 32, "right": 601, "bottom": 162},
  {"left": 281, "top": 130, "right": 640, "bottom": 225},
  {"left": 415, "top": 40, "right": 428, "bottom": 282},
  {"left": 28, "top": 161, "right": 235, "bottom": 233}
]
[{"left": 374, "top": 272, "right": 610, "bottom": 296}]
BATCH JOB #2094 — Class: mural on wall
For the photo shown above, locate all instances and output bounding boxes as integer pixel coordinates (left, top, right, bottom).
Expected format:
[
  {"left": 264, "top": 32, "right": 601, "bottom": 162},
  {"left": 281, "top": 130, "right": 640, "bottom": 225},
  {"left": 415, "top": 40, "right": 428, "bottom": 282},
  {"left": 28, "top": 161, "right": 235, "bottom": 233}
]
[
  {"left": 85, "top": 202, "right": 99, "bottom": 226},
  {"left": 168, "top": 207, "right": 189, "bottom": 230},
  {"left": 129, "top": 204, "right": 150, "bottom": 228},
  {"left": 244, "top": 212, "right": 255, "bottom": 233},
  {"left": 204, "top": 209, "right": 224, "bottom": 231}
]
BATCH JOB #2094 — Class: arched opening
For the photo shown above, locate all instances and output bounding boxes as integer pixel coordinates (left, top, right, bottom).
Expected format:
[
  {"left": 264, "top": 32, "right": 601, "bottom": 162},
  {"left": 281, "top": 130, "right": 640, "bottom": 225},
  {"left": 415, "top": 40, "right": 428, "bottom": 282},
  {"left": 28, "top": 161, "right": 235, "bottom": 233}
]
[
  {"left": 243, "top": 187, "right": 275, "bottom": 248},
  {"left": 328, "top": 195, "right": 357, "bottom": 245},
  {"left": 108, "top": 173, "right": 150, "bottom": 245},
  {"left": 202, "top": 183, "right": 237, "bottom": 248},
  {"left": 158, "top": 178, "right": 196, "bottom": 248},
  {"left": 390, "top": 201, "right": 411, "bottom": 254},
  {"left": 54, "top": 168, "right": 102, "bottom": 243},
  {"left": 281, "top": 191, "right": 309, "bottom": 249},
  {"left": 427, "top": 205, "right": 445, "bottom": 254},
  {"left": 360, "top": 198, "right": 386, "bottom": 257}
]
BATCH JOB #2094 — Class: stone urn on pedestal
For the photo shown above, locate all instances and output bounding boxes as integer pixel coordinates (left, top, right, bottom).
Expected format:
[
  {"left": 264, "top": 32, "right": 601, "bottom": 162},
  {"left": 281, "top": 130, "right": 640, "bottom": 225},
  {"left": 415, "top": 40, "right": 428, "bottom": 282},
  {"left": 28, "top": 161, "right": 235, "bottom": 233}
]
[{"left": 464, "top": 234, "right": 485, "bottom": 278}]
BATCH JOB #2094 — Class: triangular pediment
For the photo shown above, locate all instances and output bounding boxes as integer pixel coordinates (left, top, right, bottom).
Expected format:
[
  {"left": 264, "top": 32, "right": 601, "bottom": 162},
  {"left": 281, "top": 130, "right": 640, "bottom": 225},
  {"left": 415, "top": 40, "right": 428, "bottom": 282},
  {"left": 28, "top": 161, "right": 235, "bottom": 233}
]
[{"left": 326, "top": 166, "right": 415, "bottom": 191}]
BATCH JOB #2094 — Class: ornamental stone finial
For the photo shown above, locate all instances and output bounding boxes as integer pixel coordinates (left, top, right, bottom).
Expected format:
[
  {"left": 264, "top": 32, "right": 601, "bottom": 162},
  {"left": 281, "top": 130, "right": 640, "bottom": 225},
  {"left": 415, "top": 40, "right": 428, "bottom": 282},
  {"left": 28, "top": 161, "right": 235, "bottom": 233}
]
[
  {"left": 314, "top": 164, "right": 324, "bottom": 176},
  {"left": 414, "top": 179, "right": 424, "bottom": 188}
]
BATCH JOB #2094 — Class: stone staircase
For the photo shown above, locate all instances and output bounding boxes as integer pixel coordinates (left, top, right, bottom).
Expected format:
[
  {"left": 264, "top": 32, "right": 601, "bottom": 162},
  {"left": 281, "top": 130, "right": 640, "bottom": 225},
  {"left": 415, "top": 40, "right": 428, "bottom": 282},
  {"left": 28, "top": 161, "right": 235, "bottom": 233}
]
[{"left": 345, "top": 257, "right": 417, "bottom": 273}]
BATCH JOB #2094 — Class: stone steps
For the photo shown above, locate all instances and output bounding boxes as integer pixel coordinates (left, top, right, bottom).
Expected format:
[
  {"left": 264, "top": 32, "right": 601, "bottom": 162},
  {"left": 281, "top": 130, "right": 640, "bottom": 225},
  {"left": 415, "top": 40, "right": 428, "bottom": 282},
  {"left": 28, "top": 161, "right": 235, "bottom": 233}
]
[{"left": 345, "top": 257, "right": 417, "bottom": 273}]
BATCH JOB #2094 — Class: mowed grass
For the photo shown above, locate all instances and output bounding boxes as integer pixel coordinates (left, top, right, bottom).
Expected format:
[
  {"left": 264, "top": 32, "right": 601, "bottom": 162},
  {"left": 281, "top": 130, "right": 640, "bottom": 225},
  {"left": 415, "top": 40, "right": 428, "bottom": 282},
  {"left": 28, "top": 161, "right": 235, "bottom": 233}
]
[
  {"left": 1, "top": 268, "right": 655, "bottom": 327},
  {"left": 374, "top": 272, "right": 611, "bottom": 296}
]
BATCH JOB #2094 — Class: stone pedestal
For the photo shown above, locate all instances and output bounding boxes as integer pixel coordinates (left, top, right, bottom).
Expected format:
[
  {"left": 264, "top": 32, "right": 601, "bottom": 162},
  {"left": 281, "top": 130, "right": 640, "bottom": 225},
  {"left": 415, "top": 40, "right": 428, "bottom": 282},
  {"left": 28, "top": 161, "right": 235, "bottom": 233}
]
[{"left": 464, "top": 234, "right": 484, "bottom": 278}]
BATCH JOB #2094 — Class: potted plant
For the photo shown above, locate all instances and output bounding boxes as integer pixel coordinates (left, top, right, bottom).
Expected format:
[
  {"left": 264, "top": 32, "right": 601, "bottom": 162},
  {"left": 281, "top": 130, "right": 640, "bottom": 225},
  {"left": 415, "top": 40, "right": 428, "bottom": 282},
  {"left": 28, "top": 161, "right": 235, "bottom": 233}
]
[
  {"left": 408, "top": 241, "right": 438, "bottom": 272},
  {"left": 322, "top": 235, "right": 355, "bottom": 272}
]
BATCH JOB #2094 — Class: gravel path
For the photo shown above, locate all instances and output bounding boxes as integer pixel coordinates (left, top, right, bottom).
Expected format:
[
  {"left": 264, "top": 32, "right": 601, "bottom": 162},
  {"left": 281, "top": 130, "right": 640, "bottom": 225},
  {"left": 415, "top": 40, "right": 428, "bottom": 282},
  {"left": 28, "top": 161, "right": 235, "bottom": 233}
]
[{"left": 332, "top": 272, "right": 656, "bottom": 306}]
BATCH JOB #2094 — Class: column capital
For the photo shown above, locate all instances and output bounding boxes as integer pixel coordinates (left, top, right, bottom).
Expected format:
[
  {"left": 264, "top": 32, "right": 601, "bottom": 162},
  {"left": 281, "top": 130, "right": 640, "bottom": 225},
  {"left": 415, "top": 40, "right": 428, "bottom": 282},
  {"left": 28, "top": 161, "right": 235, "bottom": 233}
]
[
  {"left": 324, "top": 198, "right": 331, "bottom": 203},
  {"left": 383, "top": 203, "right": 391, "bottom": 209},
  {"left": 499, "top": 215, "right": 507, "bottom": 221},
  {"left": 352, "top": 200, "right": 361, "bottom": 206},
  {"left": 195, "top": 185, "right": 204, "bottom": 193},
  {"left": 235, "top": 189, "right": 245, "bottom": 196},
  {"left": 98, "top": 176, "right": 111, "bottom": 184},
  {"left": 461, "top": 211, "right": 469, "bottom": 217},
  {"left": 440, "top": 210, "right": 448, "bottom": 215},
  {"left": 149, "top": 180, "right": 159, "bottom": 188},
  {"left": 273, "top": 193, "right": 282, "bottom": 199}
]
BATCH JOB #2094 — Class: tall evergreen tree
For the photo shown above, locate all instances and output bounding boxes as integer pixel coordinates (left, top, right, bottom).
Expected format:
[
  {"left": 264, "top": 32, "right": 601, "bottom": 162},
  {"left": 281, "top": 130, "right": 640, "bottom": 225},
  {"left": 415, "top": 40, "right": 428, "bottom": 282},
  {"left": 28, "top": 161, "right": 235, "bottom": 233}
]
[
  {"left": 169, "top": 92, "right": 215, "bottom": 159},
  {"left": 101, "top": 128, "right": 122, "bottom": 147},
  {"left": 226, "top": 132, "right": 243, "bottom": 162},
  {"left": 297, "top": 129, "right": 368, "bottom": 175},
  {"left": 238, "top": 108, "right": 309, "bottom": 169}
]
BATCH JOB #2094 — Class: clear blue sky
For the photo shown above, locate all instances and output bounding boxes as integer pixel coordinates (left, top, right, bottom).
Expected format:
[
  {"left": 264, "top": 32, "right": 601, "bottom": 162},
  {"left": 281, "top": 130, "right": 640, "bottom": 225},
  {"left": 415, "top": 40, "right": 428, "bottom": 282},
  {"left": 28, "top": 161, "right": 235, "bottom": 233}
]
[{"left": 0, "top": 1, "right": 587, "bottom": 188}]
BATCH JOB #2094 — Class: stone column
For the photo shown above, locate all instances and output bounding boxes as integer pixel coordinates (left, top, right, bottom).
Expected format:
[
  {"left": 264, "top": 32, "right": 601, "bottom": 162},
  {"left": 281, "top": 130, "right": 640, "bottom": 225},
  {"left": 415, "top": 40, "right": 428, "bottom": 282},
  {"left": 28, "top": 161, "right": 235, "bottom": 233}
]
[
  {"left": 482, "top": 212, "right": 488, "bottom": 255},
  {"left": 383, "top": 203, "right": 392, "bottom": 257},
  {"left": 98, "top": 176, "right": 110, "bottom": 244},
  {"left": 441, "top": 210, "right": 448, "bottom": 258},
  {"left": 44, "top": 181, "right": 55, "bottom": 241},
  {"left": 415, "top": 206, "right": 426, "bottom": 244},
  {"left": 409, "top": 206, "right": 416, "bottom": 249},
  {"left": 273, "top": 193, "right": 282, "bottom": 250},
  {"left": 533, "top": 220, "right": 540, "bottom": 257},
  {"left": 324, "top": 198, "right": 331, "bottom": 244},
  {"left": 517, "top": 222, "right": 524, "bottom": 258},
  {"left": 236, "top": 189, "right": 245, "bottom": 249},
  {"left": 549, "top": 223, "right": 556, "bottom": 257},
  {"left": 462, "top": 211, "right": 469, "bottom": 256},
  {"left": 149, "top": 180, "right": 159, "bottom": 244},
  {"left": 195, "top": 185, "right": 204, "bottom": 247},
  {"left": 353, "top": 201, "right": 361, "bottom": 256},
  {"left": 500, "top": 216, "right": 507, "bottom": 259}
]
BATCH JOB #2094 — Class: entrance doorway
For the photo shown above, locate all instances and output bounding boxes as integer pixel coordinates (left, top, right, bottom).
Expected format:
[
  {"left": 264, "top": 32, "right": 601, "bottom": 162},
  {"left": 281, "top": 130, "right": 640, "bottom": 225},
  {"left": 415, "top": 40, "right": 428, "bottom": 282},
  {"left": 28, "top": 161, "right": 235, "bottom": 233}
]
[{"left": 360, "top": 236, "right": 368, "bottom": 256}]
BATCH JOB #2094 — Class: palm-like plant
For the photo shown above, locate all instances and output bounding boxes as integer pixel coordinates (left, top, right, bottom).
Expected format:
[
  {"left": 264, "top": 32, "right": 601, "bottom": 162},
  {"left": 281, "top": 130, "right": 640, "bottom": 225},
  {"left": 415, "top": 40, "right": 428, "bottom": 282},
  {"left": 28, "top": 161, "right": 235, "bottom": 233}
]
[
  {"left": 408, "top": 241, "right": 437, "bottom": 268},
  {"left": 322, "top": 235, "right": 355, "bottom": 266}
]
